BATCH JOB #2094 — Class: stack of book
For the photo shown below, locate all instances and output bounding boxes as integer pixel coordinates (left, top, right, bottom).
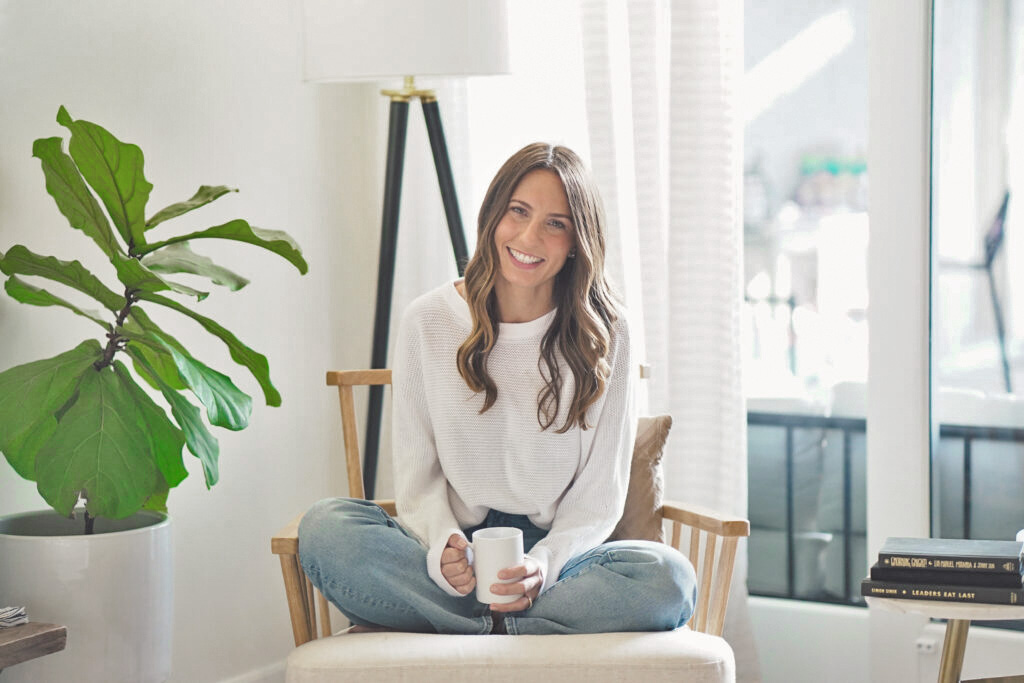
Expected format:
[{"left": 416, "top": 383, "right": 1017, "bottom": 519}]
[{"left": 861, "top": 537, "right": 1024, "bottom": 605}]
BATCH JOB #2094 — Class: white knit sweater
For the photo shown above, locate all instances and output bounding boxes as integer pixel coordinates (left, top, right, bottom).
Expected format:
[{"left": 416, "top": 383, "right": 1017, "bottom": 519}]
[{"left": 391, "top": 280, "right": 636, "bottom": 597}]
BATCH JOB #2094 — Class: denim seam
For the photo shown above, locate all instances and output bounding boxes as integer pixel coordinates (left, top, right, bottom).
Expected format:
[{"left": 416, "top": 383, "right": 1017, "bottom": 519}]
[
  {"left": 544, "top": 562, "right": 599, "bottom": 598},
  {"left": 301, "top": 560, "right": 322, "bottom": 583},
  {"left": 556, "top": 547, "right": 623, "bottom": 580},
  {"left": 322, "top": 579, "right": 419, "bottom": 615},
  {"left": 313, "top": 565, "right": 492, "bottom": 633},
  {"left": 532, "top": 547, "right": 646, "bottom": 607}
]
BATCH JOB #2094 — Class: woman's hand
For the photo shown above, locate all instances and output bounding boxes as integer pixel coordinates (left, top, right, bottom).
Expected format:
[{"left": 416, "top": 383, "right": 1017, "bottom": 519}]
[
  {"left": 489, "top": 555, "right": 544, "bottom": 612},
  {"left": 440, "top": 533, "right": 476, "bottom": 595}
]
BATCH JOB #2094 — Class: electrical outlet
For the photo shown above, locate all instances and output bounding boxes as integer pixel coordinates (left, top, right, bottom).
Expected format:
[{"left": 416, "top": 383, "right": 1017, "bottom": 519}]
[{"left": 915, "top": 636, "right": 938, "bottom": 654}]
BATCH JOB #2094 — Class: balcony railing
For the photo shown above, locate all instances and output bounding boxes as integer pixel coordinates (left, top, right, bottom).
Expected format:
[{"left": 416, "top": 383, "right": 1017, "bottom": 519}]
[
  {"left": 747, "top": 411, "right": 866, "bottom": 605},
  {"left": 747, "top": 409, "right": 1024, "bottom": 629}
]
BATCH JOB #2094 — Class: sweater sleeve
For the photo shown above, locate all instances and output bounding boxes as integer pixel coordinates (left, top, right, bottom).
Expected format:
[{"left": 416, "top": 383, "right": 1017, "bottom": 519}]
[
  {"left": 391, "top": 309, "right": 467, "bottom": 598},
  {"left": 527, "top": 317, "right": 636, "bottom": 593}
]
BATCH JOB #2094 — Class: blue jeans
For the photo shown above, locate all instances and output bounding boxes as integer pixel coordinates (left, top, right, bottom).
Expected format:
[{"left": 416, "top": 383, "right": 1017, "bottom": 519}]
[{"left": 298, "top": 497, "right": 697, "bottom": 635}]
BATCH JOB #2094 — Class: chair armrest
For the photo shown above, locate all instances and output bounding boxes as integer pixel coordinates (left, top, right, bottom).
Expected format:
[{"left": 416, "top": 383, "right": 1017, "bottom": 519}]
[
  {"left": 376, "top": 499, "right": 397, "bottom": 516},
  {"left": 270, "top": 500, "right": 399, "bottom": 557},
  {"left": 661, "top": 500, "right": 750, "bottom": 538},
  {"left": 272, "top": 513, "right": 303, "bottom": 555},
  {"left": 661, "top": 501, "right": 749, "bottom": 636}
]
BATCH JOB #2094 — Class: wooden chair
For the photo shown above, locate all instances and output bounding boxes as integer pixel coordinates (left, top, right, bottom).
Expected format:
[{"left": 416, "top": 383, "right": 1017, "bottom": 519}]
[{"left": 271, "top": 369, "right": 751, "bottom": 683}]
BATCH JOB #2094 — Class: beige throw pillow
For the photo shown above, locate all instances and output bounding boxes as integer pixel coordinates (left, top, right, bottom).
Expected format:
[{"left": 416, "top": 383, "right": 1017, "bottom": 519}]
[{"left": 607, "top": 415, "right": 672, "bottom": 543}]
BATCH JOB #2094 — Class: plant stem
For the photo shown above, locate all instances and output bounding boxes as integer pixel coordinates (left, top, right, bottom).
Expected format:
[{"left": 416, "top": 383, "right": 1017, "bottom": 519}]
[
  {"left": 84, "top": 510, "right": 95, "bottom": 535},
  {"left": 134, "top": 235, "right": 188, "bottom": 256},
  {"left": 94, "top": 288, "right": 139, "bottom": 371}
]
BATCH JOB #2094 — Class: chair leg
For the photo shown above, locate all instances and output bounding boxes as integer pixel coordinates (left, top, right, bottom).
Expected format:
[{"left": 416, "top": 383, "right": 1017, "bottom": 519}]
[
  {"left": 304, "top": 576, "right": 317, "bottom": 638},
  {"left": 318, "top": 590, "right": 332, "bottom": 637},
  {"left": 279, "top": 554, "right": 313, "bottom": 646}
]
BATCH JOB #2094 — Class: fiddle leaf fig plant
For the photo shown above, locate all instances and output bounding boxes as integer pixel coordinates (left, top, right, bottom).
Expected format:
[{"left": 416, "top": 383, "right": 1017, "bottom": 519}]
[{"left": 0, "top": 106, "right": 308, "bottom": 531}]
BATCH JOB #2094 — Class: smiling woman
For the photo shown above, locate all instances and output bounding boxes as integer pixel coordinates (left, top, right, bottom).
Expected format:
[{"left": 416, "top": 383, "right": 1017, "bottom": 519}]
[
  {"left": 297, "top": 142, "right": 699, "bottom": 636},
  {"left": 458, "top": 144, "right": 615, "bottom": 434},
  {"left": 492, "top": 169, "right": 576, "bottom": 323}
]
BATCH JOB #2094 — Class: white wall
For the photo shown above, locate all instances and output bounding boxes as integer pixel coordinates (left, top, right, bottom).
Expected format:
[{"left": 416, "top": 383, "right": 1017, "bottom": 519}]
[
  {"left": 750, "top": 598, "right": 869, "bottom": 683},
  {"left": 752, "top": 597, "right": 1024, "bottom": 683},
  {"left": 0, "top": 2, "right": 381, "bottom": 681}
]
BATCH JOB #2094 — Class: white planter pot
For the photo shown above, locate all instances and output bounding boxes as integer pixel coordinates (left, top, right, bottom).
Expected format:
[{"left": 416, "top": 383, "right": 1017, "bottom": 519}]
[{"left": 0, "top": 509, "right": 172, "bottom": 683}]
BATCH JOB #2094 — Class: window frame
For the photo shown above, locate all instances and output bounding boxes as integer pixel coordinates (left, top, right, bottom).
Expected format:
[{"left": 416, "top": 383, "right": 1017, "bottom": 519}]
[{"left": 866, "top": 0, "right": 934, "bottom": 679}]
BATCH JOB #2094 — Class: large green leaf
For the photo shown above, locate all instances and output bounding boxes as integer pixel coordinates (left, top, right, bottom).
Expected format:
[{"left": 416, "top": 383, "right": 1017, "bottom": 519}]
[
  {"left": 0, "top": 340, "right": 102, "bottom": 480},
  {"left": 113, "top": 361, "right": 188, "bottom": 488},
  {"left": 136, "top": 291, "right": 281, "bottom": 406},
  {"left": 141, "top": 242, "right": 249, "bottom": 291},
  {"left": 128, "top": 344, "right": 181, "bottom": 393},
  {"left": 157, "top": 337, "right": 252, "bottom": 431},
  {"left": 124, "top": 306, "right": 190, "bottom": 355},
  {"left": 33, "top": 362, "right": 175, "bottom": 518},
  {"left": 118, "top": 307, "right": 188, "bottom": 391},
  {"left": 0, "top": 244, "right": 123, "bottom": 311},
  {"left": 4, "top": 276, "right": 109, "bottom": 329},
  {"left": 32, "top": 137, "right": 123, "bottom": 259},
  {"left": 165, "top": 393, "right": 219, "bottom": 487},
  {"left": 112, "top": 253, "right": 209, "bottom": 301},
  {"left": 136, "top": 219, "right": 308, "bottom": 274},
  {"left": 146, "top": 185, "right": 238, "bottom": 230},
  {"left": 143, "top": 483, "right": 169, "bottom": 513},
  {"left": 127, "top": 347, "right": 220, "bottom": 487},
  {"left": 57, "top": 106, "right": 152, "bottom": 250}
]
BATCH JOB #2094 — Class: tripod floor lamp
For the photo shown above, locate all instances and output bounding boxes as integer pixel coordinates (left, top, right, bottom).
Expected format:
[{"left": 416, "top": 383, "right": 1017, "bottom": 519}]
[{"left": 301, "top": 0, "right": 510, "bottom": 497}]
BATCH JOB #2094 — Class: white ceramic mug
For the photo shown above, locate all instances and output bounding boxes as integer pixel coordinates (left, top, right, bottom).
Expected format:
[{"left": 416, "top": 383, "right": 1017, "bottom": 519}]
[{"left": 469, "top": 527, "right": 524, "bottom": 604}]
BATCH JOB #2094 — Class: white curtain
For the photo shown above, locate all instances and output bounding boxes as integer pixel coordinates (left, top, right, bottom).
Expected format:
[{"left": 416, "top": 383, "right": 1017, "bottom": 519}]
[{"left": 579, "top": 1, "right": 759, "bottom": 680}]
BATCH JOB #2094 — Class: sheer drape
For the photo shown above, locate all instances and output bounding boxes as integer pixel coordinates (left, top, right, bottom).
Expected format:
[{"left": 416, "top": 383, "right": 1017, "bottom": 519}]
[
  {"left": 580, "top": 1, "right": 759, "bottom": 680},
  {"left": 378, "top": 4, "right": 756, "bottom": 673}
]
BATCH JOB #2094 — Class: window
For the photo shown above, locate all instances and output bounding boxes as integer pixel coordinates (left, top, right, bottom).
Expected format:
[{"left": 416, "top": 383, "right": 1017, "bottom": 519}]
[
  {"left": 931, "top": 0, "right": 1024, "bottom": 631},
  {"left": 743, "top": 0, "right": 870, "bottom": 605}
]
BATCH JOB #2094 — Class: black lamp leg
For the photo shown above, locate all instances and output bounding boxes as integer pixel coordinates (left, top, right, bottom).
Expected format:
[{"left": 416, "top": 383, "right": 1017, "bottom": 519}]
[
  {"left": 422, "top": 99, "right": 470, "bottom": 275},
  {"left": 362, "top": 96, "right": 471, "bottom": 498},
  {"left": 363, "top": 99, "right": 410, "bottom": 499}
]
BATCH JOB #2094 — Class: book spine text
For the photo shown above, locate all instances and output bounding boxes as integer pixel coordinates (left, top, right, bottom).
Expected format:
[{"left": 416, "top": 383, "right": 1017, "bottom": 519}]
[{"left": 879, "top": 554, "right": 1021, "bottom": 573}]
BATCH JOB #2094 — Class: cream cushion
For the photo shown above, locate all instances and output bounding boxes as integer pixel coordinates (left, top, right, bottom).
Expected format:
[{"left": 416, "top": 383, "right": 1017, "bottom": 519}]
[{"left": 286, "top": 630, "right": 735, "bottom": 683}]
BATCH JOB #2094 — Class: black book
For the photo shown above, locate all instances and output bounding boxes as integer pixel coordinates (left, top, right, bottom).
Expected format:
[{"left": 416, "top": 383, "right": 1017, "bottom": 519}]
[
  {"left": 870, "top": 563, "right": 1024, "bottom": 588},
  {"left": 861, "top": 578, "right": 1024, "bottom": 605},
  {"left": 878, "top": 537, "right": 1024, "bottom": 574}
]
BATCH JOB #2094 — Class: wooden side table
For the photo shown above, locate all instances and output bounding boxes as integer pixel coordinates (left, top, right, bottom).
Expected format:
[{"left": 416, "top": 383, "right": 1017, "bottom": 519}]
[
  {"left": 0, "top": 622, "right": 67, "bottom": 673},
  {"left": 867, "top": 597, "right": 1024, "bottom": 683}
]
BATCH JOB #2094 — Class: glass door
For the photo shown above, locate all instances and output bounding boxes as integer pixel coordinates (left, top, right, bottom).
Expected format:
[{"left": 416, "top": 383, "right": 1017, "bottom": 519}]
[{"left": 930, "top": 0, "right": 1024, "bottom": 631}]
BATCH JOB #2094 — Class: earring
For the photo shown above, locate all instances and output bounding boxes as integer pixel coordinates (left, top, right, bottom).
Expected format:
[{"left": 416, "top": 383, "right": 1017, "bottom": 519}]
[{"left": 568, "top": 249, "right": 577, "bottom": 259}]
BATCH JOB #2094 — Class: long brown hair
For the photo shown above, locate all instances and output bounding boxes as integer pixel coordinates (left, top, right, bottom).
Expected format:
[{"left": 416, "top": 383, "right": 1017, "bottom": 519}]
[{"left": 456, "top": 143, "right": 620, "bottom": 432}]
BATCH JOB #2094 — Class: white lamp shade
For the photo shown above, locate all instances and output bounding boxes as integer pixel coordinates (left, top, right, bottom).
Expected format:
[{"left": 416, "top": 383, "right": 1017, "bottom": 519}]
[{"left": 301, "top": 0, "right": 510, "bottom": 82}]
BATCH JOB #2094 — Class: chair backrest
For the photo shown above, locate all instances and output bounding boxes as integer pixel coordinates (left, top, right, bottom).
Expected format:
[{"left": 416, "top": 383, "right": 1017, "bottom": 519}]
[
  {"left": 325, "top": 369, "right": 749, "bottom": 638},
  {"left": 326, "top": 370, "right": 392, "bottom": 500}
]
